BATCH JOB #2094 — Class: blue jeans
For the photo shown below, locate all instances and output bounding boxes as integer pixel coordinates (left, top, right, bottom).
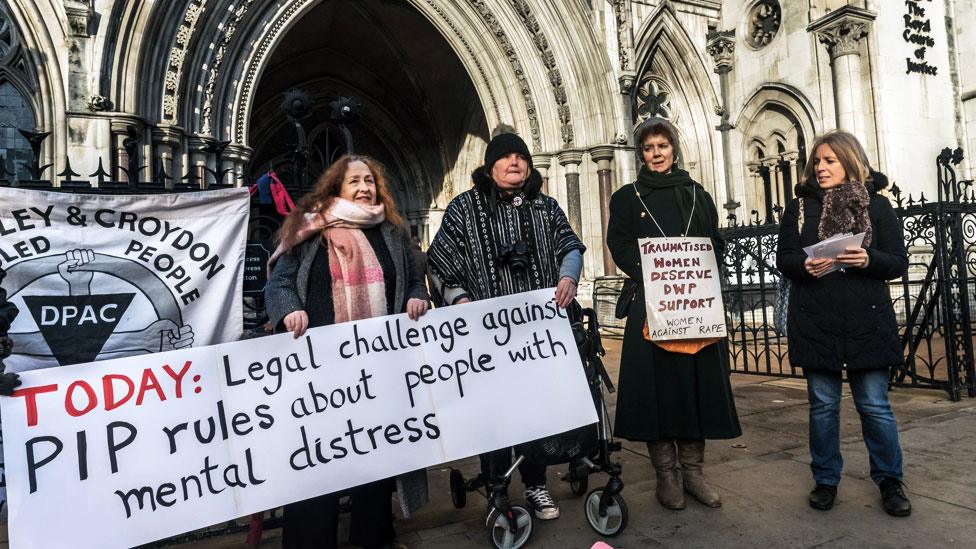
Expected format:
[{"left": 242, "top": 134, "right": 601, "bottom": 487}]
[{"left": 806, "top": 368, "right": 903, "bottom": 486}]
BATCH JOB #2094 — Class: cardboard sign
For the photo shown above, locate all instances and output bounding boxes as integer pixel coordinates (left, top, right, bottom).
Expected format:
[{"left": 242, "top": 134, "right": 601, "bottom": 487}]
[
  {"left": 1, "top": 289, "right": 596, "bottom": 549},
  {"left": 638, "top": 237, "right": 727, "bottom": 340}
]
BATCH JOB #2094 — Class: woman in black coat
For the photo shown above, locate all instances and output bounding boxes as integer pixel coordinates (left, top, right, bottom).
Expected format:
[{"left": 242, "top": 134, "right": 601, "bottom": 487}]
[
  {"left": 607, "top": 118, "right": 740, "bottom": 511},
  {"left": 776, "top": 130, "right": 911, "bottom": 517}
]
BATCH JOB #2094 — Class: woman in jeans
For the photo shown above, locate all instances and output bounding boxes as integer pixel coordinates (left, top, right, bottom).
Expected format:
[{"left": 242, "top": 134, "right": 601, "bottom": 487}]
[{"left": 776, "top": 130, "right": 911, "bottom": 516}]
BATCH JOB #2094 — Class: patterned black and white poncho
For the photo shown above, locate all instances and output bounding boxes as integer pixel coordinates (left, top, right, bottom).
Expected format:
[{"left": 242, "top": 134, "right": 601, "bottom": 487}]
[{"left": 428, "top": 185, "right": 584, "bottom": 300}]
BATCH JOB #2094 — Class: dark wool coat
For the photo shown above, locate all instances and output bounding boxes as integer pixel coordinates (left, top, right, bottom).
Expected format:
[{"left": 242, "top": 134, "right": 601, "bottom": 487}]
[
  {"left": 608, "top": 168, "right": 741, "bottom": 441},
  {"left": 776, "top": 174, "right": 908, "bottom": 372}
]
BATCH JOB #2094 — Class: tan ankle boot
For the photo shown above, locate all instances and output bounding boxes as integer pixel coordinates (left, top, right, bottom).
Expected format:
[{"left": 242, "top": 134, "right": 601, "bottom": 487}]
[
  {"left": 647, "top": 439, "right": 685, "bottom": 510},
  {"left": 677, "top": 439, "right": 721, "bottom": 507}
]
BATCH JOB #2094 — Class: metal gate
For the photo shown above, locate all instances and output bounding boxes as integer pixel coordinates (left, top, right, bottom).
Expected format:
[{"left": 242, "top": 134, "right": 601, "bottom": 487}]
[{"left": 594, "top": 148, "right": 976, "bottom": 401}]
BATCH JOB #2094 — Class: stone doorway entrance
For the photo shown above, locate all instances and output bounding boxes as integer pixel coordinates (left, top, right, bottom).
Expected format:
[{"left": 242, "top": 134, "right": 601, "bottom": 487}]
[{"left": 247, "top": 0, "right": 489, "bottom": 239}]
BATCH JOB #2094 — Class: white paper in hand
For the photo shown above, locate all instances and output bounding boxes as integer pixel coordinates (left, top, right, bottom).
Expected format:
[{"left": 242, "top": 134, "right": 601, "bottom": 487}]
[{"left": 803, "top": 232, "right": 866, "bottom": 275}]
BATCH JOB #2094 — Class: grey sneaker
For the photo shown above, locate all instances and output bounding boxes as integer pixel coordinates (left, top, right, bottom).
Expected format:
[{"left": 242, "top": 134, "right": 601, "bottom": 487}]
[{"left": 523, "top": 485, "right": 560, "bottom": 520}]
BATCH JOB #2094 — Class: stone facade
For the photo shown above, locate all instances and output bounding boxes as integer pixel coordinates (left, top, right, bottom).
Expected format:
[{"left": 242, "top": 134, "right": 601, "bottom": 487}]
[{"left": 0, "top": 0, "right": 972, "bottom": 282}]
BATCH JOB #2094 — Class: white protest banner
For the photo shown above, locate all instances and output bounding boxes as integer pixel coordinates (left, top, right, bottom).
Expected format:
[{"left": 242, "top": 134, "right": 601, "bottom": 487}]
[
  {"left": 639, "top": 237, "right": 727, "bottom": 340},
  {"left": 0, "top": 187, "right": 249, "bottom": 372},
  {"left": 0, "top": 187, "right": 249, "bottom": 518},
  {"left": 1, "top": 289, "right": 595, "bottom": 549}
]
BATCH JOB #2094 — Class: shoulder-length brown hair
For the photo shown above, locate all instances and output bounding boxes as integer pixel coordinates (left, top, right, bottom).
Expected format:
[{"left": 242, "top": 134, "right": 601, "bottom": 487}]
[
  {"left": 275, "top": 154, "right": 405, "bottom": 249},
  {"left": 801, "top": 130, "right": 871, "bottom": 187}
]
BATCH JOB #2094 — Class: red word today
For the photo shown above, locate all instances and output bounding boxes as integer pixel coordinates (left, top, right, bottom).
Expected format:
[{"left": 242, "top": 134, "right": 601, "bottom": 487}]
[{"left": 11, "top": 361, "right": 194, "bottom": 427}]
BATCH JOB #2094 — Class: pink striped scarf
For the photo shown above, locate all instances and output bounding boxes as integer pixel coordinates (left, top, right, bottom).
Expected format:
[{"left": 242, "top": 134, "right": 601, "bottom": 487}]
[
  {"left": 323, "top": 200, "right": 387, "bottom": 322},
  {"left": 270, "top": 198, "right": 387, "bottom": 323}
]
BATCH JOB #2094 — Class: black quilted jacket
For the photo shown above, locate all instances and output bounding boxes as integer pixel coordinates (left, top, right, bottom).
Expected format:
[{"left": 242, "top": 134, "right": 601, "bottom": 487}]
[{"left": 776, "top": 173, "right": 908, "bottom": 371}]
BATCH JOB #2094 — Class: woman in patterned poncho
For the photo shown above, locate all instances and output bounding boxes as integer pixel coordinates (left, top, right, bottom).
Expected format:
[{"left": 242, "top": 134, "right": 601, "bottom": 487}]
[{"left": 426, "top": 128, "right": 585, "bottom": 521}]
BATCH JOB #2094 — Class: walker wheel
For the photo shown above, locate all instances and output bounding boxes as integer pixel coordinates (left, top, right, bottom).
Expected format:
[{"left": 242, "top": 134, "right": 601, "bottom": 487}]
[
  {"left": 570, "top": 474, "right": 588, "bottom": 497},
  {"left": 584, "top": 489, "right": 628, "bottom": 537},
  {"left": 450, "top": 469, "right": 467, "bottom": 509},
  {"left": 486, "top": 505, "right": 533, "bottom": 549}
]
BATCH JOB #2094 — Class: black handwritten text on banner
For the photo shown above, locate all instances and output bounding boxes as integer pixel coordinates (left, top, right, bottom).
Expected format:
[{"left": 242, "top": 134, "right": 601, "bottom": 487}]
[
  {"left": 0, "top": 186, "right": 249, "bottom": 372},
  {"left": 0, "top": 289, "right": 595, "bottom": 549},
  {"left": 639, "top": 237, "right": 727, "bottom": 340}
]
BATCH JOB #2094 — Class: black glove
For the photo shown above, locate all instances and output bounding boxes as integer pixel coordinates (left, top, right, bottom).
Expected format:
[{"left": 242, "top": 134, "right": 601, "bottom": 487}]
[
  {"left": 0, "top": 371, "right": 21, "bottom": 396},
  {"left": 0, "top": 301, "right": 17, "bottom": 330},
  {"left": 0, "top": 335, "right": 11, "bottom": 359}
]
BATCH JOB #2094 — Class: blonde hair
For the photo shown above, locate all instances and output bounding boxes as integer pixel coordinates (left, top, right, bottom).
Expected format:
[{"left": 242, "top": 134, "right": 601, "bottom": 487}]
[{"left": 802, "top": 130, "right": 871, "bottom": 186}]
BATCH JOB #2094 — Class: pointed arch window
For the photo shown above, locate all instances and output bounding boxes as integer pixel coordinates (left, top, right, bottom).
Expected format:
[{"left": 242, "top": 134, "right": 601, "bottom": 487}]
[{"left": 0, "top": 81, "right": 36, "bottom": 181}]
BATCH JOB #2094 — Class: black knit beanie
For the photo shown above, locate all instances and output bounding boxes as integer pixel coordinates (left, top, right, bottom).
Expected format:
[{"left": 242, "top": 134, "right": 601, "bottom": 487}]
[{"left": 484, "top": 132, "right": 533, "bottom": 172}]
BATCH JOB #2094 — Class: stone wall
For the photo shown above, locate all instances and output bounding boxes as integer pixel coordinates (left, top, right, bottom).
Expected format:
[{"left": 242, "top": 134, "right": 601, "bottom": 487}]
[{"left": 1, "top": 0, "right": 972, "bottom": 284}]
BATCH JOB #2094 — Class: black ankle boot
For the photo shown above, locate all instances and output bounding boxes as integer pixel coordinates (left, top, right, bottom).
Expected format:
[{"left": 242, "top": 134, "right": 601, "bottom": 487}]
[
  {"left": 808, "top": 484, "right": 837, "bottom": 510},
  {"left": 879, "top": 477, "right": 911, "bottom": 517}
]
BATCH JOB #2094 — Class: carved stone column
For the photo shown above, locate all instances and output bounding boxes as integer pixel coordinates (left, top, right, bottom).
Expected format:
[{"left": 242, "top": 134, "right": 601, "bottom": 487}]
[
  {"left": 558, "top": 150, "right": 584, "bottom": 237},
  {"left": 532, "top": 153, "right": 553, "bottom": 195},
  {"left": 611, "top": 0, "right": 636, "bottom": 90},
  {"left": 810, "top": 7, "right": 876, "bottom": 143},
  {"left": 706, "top": 28, "right": 738, "bottom": 217},
  {"left": 187, "top": 136, "right": 212, "bottom": 189},
  {"left": 222, "top": 144, "right": 252, "bottom": 187},
  {"left": 110, "top": 119, "right": 142, "bottom": 184},
  {"left": 590, "top": 145, "right": 617, "bottom": 275},
  {"left": 152, "top": 125, "right": 183, "bottom": 185},
  {"left": 64, "top": 1, "right": 93, "bottom": 112}
]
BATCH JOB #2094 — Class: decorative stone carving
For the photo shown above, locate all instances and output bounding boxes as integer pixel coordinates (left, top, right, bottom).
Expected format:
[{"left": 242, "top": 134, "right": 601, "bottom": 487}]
[
  {"left": 468, "top": 0, "right": 542, "bottom": 149},
  {"left": 809, "top": 6, "right": 876, "bottom": 60},
  {"left": 634, "top": 74, "right": 672, "bottom": 121},
  {"left": 235, "top": 0, "right": 313, "bottom": 143},
  {"left": 706, "top": 29, "right": 735, "bottom": 74},
  {"left": 162, "top": 1, "right": 208, "bottom": 122},
  {"left": 589, "top": 145, "right": 615, "bottom": 164},
  {"left": 201, "top": 0, "right": 256, "bottom": 135},
  {"left": 0, "top": 8, "right": 14, "bottom": 59},
  {"left": 64, "top": 1, "right": 92, "bottom": 38},
  {"left": 816, "top": 21, "right": 868, "bottom": 59},
  {"left": 618, "top": 72, "right": 636, "bottom": 94},
  {"left": 152, "top": 125, "right": 184, "bottom": 148},
  {"left": 611, "top": 0, "right": 634, "bottom": 73},
  {"left": 509, "top": 0, "right": 574, "bottom": 146},
  {"left": 557, "top": 149, "right": 583, "bottom": 168},
  {"left": 0, "top": 6, "right": 32, "bottom": 92},
  {"left": 746, "top": 0, "right": 780, "bottom": 49},
  {"left": 88, "top": 95, "right": 112, "bottom": 112}
]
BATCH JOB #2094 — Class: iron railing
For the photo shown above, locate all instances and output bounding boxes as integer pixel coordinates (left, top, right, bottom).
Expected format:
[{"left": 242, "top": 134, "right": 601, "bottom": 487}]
[
  {"left": 3, "top": 140, "right": 973, "bottom": 401},
  {"left": 594, "top": 148, "right": 976, "bottom": 401}
]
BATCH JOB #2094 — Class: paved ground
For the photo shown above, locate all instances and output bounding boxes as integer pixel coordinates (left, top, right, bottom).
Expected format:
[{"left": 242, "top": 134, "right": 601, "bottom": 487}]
[{"left": 8, "top": 339, "right": 976, "bottom": 549}]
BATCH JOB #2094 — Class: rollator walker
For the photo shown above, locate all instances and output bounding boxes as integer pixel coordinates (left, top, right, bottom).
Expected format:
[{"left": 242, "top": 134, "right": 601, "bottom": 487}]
[{"left": 448, "top": 306, "right": 627, "bottom": 549}]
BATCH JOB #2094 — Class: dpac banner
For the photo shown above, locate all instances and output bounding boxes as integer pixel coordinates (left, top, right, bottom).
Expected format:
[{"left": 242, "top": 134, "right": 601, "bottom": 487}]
[
  {"left": 1, "top": 289, "right": 595, "bottom": 549},
  {"left": 639, "top": 237, "right": 727, "bottom": 340},
  {"left": 0, "top": 187, "right": 249, "bottom": 371}
]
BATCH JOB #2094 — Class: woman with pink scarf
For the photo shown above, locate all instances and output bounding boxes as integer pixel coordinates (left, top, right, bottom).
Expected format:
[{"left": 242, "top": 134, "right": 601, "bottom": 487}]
[{"left": 265, "top": 154, "right": 429, "bottom": 549}]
